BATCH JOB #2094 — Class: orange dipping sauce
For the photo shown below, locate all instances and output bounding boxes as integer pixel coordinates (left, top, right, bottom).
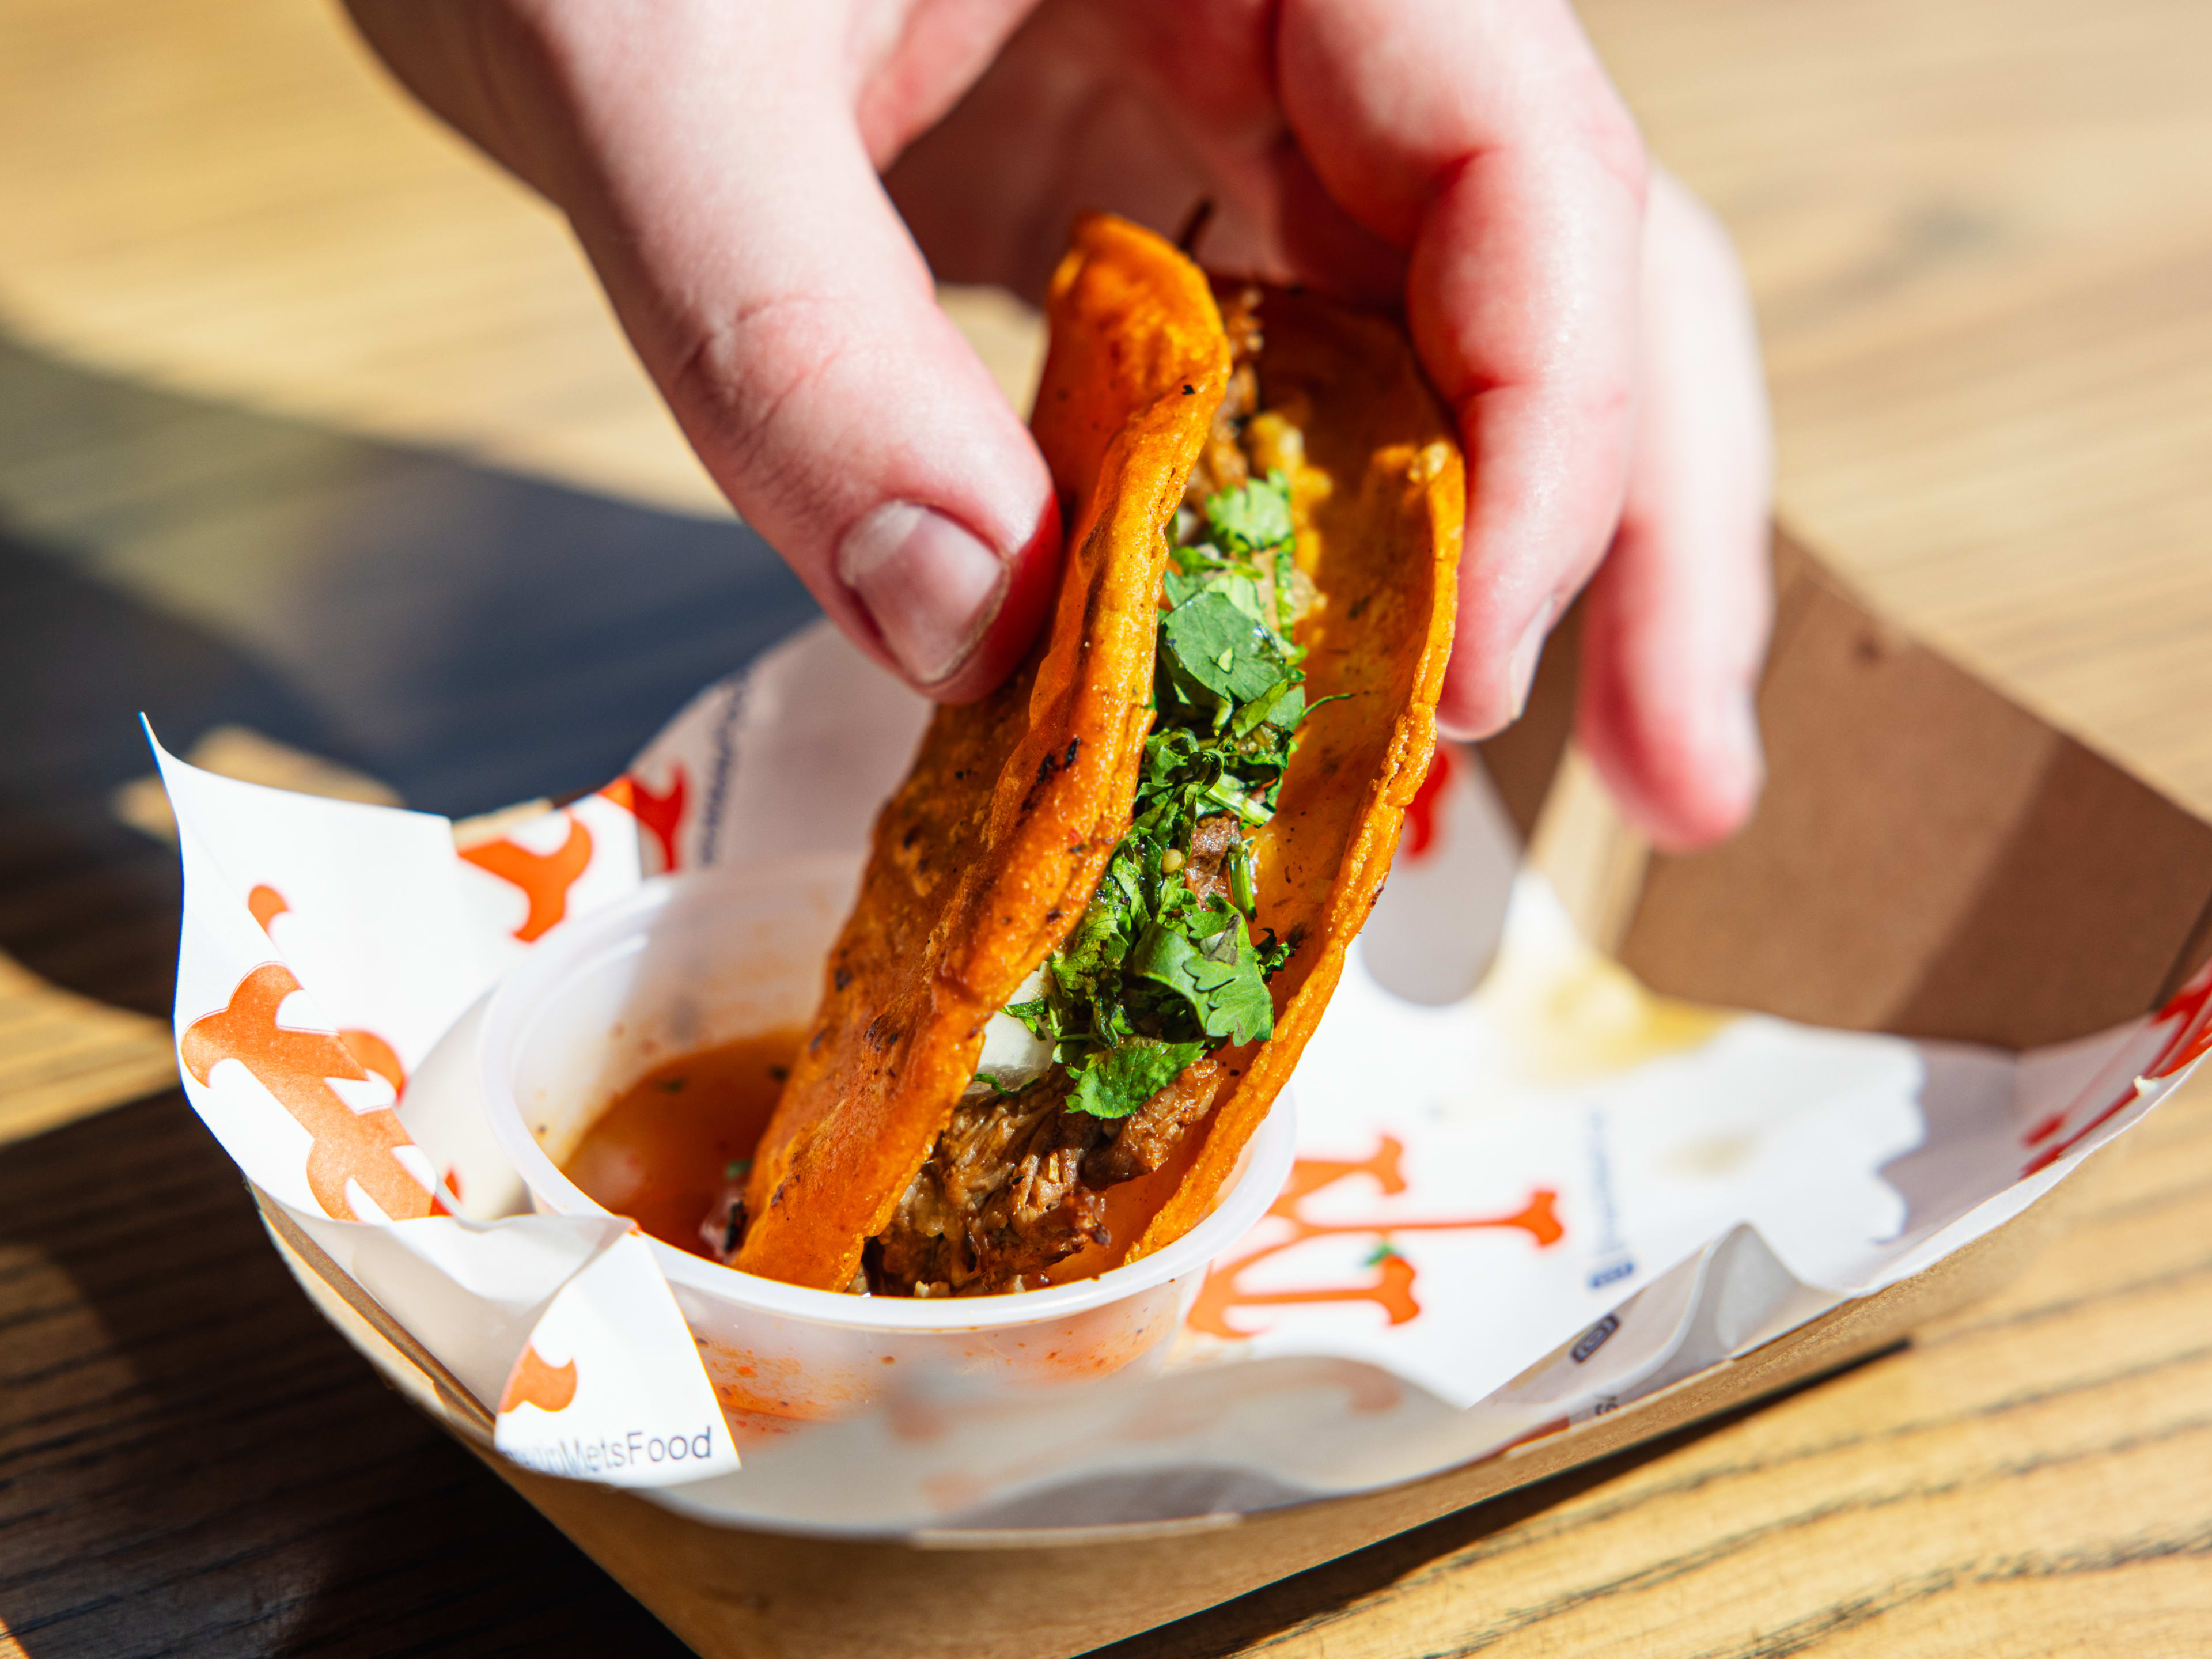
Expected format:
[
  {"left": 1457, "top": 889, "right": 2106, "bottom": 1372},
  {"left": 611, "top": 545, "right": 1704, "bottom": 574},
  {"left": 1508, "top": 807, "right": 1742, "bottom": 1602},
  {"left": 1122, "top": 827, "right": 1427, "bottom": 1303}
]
[
  {"left": 562, "top": 1029, "right": 1219, "bottom": 1286},
  {"left": 560, "top": 1028, "right": 802, "bottom": 1259}
]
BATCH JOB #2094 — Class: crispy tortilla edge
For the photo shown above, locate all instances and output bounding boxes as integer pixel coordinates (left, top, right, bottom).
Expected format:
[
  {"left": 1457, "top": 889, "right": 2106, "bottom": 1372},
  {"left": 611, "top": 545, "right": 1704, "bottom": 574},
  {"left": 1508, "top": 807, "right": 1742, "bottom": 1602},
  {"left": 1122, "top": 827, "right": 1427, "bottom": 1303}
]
[{"left": 732, "top": 214, "right": 1230, "bottom": 1289}]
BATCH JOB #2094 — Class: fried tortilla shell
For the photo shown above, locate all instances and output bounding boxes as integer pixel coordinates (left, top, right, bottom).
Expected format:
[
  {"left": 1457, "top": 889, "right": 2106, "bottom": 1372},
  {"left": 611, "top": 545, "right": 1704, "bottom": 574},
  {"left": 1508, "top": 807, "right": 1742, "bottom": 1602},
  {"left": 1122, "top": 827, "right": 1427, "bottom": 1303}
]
[
  {"left": 735, "top": 214, "right": 1232, "bottom": 1290},
  {"left": 739, "top": 217, "right": 1463, "bottom": 1293},
  {"left": 1009, "top": 281, "right": 1465, "bottom": 1285}
]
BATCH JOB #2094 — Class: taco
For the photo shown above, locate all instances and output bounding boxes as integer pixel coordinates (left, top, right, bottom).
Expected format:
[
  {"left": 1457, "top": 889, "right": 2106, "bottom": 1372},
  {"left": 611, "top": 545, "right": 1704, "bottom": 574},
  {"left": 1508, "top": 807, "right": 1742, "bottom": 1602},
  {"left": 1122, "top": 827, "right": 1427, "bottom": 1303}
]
[{"left": 725, "top": 211, "right": 1462, "bottom": 1296}]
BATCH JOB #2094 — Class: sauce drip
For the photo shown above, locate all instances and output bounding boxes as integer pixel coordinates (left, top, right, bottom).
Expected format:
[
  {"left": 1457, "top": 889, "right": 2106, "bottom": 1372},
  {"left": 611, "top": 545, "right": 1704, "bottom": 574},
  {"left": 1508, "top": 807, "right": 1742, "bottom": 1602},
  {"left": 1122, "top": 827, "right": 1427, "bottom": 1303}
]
[{"left": 560, "top": 1029, "right": 801, "bottom": 1259}]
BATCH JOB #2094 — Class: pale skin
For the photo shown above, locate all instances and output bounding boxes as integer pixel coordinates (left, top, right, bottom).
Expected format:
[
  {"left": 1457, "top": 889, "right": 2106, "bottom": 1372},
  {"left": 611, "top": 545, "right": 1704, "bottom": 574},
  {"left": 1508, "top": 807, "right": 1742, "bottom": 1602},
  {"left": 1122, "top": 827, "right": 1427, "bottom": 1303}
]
[{"left": 346, "top": 0, "right": 1773, "bottom": 850}]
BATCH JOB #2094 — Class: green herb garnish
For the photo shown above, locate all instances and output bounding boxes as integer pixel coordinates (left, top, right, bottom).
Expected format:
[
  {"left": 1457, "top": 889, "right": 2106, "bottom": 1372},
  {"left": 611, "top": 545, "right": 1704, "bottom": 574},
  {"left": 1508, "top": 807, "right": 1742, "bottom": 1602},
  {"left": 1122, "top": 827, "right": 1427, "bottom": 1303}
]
[
  {"left": 1203, "top": 473, "right": 1296, "bottom": 559},
  {"left": 1066, "top": 1038, "right": 1210, "bottom": 1120},
  {"left": 1010, "top": 469, "right": 1328, "bottom": 1120}
]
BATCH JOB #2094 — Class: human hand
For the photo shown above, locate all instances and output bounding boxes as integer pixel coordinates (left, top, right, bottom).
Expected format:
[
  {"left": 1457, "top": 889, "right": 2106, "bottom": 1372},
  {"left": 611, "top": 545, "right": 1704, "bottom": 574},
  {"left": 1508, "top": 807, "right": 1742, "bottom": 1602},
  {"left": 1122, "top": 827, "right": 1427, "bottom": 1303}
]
[{"left": 346, "top": 0, "right": 1771, "bottom": 849}]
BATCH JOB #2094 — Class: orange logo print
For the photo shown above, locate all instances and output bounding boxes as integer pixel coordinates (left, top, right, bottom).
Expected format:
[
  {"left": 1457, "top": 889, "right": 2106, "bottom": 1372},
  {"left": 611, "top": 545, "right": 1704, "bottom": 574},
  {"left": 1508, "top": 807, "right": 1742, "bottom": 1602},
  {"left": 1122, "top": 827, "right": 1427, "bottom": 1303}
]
[
  {"left": 499, "top": 1344, "right": 579, "bottom": 1415},
  {"left": 2143, "top": 961, "right": 2212, "bottom": 1083},
  {"left": 1187, "top": 1137, "right": 1563, "bottom": 1339},
  {"left": 1402, "top": 746, "right": 1453, "bottom": 860},
  {"left": 2022, "top": 961, "right": 2212, "bottom": 1176},
  {"left": 181, "top": 963, "right": 435, "bottom": 1223},
  {"left": 248, "top": 884, "right": 290, "bottom": 932},
  {"left": 460, "top": 818, "right": 593, "bottom": 942},
  {"left": 600, "top": 767, "right": 687, "bottom": 873}
]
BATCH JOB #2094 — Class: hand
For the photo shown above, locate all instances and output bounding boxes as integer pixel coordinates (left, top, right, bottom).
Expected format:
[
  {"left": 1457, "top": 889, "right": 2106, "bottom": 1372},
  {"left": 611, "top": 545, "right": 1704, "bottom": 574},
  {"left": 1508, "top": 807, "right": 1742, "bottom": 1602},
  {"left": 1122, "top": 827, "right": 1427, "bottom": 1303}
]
[{"left": 346, "top": 0, "right": 1772, "bottom": 850}]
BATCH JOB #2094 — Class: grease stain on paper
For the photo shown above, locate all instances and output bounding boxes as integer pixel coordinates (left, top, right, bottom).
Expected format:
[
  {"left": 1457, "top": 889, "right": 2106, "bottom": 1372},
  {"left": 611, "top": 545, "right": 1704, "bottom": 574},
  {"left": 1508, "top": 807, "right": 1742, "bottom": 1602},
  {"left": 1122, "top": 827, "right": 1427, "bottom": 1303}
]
[{"left": 1482, "top": 882, "right": 1729, "bottom": 1085}]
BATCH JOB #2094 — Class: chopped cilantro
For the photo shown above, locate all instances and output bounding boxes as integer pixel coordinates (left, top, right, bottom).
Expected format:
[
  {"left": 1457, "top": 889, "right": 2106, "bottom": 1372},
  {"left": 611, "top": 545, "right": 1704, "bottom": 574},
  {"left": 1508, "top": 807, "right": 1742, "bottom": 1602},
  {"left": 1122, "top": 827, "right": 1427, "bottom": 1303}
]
[
  {"left": 1161, "top": 590, "right": 1293, "bottom": 707},
  {"left": 1227, "top": 839, "right": 1259, "bottom": 916},
  {"left": 1066, "top": 1038, "right": 1210, "bottom": 1120},
  {"left": 1131, "top": 899, "right": 1276, "bottom": 1046},
  {"left": 1205, "top": 472, "right": 1296, "bottom": 556},
  {"left": 989, "top": 465, "right": 1328, "bottom": 1121}
]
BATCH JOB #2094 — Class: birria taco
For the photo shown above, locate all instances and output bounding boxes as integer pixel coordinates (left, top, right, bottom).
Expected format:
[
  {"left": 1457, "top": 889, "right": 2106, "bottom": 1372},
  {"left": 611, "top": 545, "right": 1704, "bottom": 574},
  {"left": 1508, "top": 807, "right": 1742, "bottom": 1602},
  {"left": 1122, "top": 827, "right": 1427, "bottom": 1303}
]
[{"left": 723, "top": 212, "right": 1462, "bottom": 1296}]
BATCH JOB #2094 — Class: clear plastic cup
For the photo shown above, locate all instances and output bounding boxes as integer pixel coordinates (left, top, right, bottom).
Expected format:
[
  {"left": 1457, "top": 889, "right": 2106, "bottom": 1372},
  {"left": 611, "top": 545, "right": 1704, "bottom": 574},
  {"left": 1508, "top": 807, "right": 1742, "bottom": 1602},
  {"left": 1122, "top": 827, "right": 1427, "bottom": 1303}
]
[{"left": 479, "top": 856, "right": 1296, "bottom": 1422}]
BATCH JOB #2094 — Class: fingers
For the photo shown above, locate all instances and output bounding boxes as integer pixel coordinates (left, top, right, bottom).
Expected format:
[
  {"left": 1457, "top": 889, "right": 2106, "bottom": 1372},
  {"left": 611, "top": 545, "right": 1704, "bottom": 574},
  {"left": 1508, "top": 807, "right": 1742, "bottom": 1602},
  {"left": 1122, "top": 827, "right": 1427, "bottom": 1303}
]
[
  {"left": 351, "top": 1, "right": 1058, "bottom": 702},
  {"left": 1278, "top": 0, "right": 1647, "bottom": 740},
  {"left": 1575, "top": 169, "right": 1773, "bottom": 850}
]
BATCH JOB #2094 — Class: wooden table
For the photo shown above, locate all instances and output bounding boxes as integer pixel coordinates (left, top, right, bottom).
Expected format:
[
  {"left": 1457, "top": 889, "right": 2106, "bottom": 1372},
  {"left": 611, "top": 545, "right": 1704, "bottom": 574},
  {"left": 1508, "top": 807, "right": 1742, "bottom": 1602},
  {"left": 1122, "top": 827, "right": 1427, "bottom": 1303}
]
[{"left": 4, "top": 0, "right": 2211, "bottom": 1653}]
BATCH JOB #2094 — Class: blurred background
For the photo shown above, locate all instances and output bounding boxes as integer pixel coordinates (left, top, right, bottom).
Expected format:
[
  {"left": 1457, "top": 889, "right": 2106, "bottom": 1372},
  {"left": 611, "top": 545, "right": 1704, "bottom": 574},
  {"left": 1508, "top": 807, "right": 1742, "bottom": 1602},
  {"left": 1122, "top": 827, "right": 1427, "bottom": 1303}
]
[{"left": 3, "top": 1, "right": 2211, "bottom": 1653}]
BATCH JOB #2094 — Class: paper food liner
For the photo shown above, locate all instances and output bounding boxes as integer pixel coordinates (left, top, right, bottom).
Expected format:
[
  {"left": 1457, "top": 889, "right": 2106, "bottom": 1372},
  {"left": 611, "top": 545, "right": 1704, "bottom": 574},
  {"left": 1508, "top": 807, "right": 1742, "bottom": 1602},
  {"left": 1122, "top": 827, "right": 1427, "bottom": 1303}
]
[{"left": 156, "top": 624, "right": 2212, "bottom": 1528}]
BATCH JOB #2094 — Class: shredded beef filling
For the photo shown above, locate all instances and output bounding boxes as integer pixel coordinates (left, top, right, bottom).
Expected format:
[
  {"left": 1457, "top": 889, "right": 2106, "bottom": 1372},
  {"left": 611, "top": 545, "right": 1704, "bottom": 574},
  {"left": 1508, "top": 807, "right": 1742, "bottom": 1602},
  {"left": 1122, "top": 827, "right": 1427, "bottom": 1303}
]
[
  {"left": 868, "top": 812, "right": 1243, "bottom": 1297},
  {"left": 1190, "top": 289, "right": 1263, "bottom": 503},
  {"left": 1080, "top": 1055, "right": 1222, "bottom": 1191},
  {"left": 869, "top": 1055, "right": 1225, "bottom": 1297},
  {"left": 872, "top": 1074, "right": 1105, "bottom": 1296},
  {"left": 1179, "top": 813, "right": 1242, "bottom": 907}
]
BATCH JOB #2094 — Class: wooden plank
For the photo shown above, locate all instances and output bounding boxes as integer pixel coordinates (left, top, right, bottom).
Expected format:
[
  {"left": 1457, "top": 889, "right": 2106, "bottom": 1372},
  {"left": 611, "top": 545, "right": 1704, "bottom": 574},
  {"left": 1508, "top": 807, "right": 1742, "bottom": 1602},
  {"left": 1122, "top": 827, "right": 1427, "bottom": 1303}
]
[
  {"left": 0, "top": 949, "right": 173, "bottom": 1142},
  {"left": 0, "top": 0, "right": 1041, "bottom": 518}
]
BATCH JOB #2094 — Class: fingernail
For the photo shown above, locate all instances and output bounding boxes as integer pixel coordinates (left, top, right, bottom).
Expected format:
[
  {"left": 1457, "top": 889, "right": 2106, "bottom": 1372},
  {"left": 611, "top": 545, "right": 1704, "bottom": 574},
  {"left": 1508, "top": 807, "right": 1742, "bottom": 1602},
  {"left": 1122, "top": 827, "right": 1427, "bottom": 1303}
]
[
  {"left": 1506, "top": 599, "right": 1558, "bottom": 721},
  {"left": 836, "top": 502, "right": 1010, "bottom": 687}
]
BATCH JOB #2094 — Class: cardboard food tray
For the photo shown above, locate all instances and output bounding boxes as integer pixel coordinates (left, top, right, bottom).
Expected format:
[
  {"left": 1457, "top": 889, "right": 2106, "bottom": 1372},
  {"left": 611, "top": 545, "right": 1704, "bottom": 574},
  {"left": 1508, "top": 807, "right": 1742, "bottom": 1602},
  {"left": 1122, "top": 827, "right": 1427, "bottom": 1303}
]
[{"left": 240, "top": 531, "right": 2212, "bottom": 1659}]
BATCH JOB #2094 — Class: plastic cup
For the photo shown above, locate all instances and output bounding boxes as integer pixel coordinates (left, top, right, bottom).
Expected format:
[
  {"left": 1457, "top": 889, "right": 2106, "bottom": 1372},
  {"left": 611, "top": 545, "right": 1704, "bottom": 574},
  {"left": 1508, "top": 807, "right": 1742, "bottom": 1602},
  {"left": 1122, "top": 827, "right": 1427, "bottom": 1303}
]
[{"left": 480, "top": 856, "right": 1296, "bottom": 1421}]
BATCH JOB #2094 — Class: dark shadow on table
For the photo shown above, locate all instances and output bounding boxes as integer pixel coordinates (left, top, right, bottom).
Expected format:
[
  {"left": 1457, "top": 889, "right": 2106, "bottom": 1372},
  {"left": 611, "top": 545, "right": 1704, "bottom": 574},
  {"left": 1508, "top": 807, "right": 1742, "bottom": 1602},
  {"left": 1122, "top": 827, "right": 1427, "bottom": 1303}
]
[
  {"left": 0, "top": 1092, "right": 695, "bottom": 1658},
  {"left": 0, "top": 534, "right": 314, "bottom": 1014},
  {"left": 0, "top": 327, "right": 817, "bottom": 1018}
]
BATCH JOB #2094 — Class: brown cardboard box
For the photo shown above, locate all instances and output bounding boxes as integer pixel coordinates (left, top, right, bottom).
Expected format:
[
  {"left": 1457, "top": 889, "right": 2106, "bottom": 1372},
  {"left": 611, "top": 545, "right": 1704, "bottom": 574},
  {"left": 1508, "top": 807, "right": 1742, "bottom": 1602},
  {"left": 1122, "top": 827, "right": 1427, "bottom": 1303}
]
[{"left": 258, "top": 532, "right": 2212, "bottom": 1659}]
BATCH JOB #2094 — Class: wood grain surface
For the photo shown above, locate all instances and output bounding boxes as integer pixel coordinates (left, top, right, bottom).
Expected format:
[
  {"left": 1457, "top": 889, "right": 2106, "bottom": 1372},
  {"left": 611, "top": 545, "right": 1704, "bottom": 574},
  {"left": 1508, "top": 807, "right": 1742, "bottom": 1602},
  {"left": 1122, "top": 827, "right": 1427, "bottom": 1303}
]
[
  {"left": 0, "top": 1093, "right": 692, "bottom": 1659},
  {"left": 2, "top": 0, "right": 2210, "bottom": 1654},
  {"left": 1107, "top": 1111, "right": 2212, "bottom": 1658}
]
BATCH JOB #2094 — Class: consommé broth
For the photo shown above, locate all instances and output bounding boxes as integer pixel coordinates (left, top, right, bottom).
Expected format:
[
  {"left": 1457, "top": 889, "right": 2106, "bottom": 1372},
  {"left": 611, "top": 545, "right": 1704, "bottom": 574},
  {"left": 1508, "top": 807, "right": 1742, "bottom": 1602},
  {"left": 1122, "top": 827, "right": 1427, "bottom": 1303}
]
[{"left": 559, "top": 1028, "right": 802, "bottom": 1259}]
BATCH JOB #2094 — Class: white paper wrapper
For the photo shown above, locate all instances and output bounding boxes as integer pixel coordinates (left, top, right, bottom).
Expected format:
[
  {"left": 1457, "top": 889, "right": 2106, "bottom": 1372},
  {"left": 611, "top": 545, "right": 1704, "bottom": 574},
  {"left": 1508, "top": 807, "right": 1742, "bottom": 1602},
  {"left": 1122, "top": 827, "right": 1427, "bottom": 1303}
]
[
  {"left": 155, "top": 624, "right": 2212, "bottom": 1529},
  {"left": 157, "top": 737, "right": 738, "bottom": 1487}
]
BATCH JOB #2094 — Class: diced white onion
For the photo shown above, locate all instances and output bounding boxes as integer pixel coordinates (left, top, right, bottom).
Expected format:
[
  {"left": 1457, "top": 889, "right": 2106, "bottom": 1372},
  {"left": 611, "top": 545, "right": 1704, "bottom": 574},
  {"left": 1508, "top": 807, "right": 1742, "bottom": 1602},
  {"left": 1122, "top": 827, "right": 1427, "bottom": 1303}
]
[{"left": 967, "top": 967, "right": 1052, "bottom": 1099}]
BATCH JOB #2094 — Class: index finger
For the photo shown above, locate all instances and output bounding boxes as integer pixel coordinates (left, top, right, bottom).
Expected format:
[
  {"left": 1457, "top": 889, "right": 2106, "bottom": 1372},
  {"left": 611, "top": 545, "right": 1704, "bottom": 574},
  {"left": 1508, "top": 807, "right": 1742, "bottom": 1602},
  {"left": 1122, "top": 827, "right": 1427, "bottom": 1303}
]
[{"left": 1278, "top": 0, "right": 1647, "bottom": 736}]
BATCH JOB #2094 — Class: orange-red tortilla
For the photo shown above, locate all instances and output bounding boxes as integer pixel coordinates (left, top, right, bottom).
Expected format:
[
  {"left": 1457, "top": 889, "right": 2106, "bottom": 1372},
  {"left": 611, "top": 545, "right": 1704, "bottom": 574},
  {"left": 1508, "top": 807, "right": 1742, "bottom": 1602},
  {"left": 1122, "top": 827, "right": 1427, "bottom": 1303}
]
[
  {"left": 737, "top": 213, "right": 1462, "bottom": 1291},
  {"left": 736, "top": 215, "right": 1232, "bottom": 1288}
]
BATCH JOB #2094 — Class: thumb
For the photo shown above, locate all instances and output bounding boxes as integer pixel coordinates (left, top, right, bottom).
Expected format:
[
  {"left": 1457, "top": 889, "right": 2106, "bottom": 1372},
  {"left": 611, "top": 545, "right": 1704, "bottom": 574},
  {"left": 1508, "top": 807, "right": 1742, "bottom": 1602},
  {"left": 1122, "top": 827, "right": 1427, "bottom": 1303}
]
[{"left": 516, "top": 11, "right": 1058, "bottom": 699}]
